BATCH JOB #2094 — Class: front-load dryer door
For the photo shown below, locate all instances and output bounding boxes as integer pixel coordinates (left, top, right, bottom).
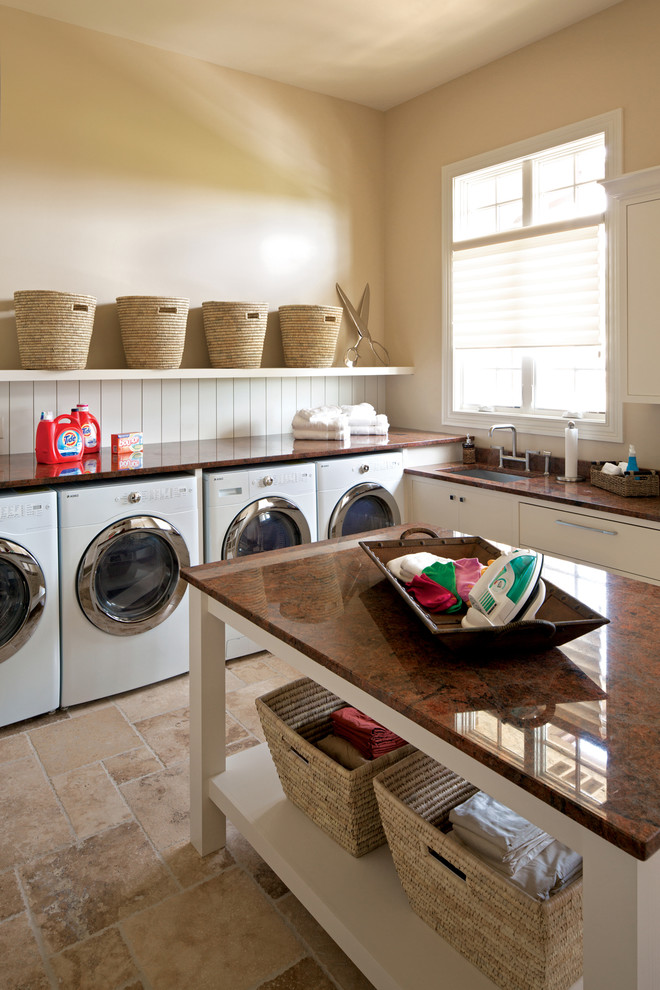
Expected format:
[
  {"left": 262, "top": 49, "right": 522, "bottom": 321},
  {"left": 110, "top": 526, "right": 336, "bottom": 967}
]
[
  {"left": 224, "top": 497, "right": 312, "bottom": 559},
  {"left": 0, "top": 539, "right": 46, "bottom": 662},
  {"left": 77, "top": 516, "right": 190, "bottom": 635},
  {"left": 328, "top": 482, "right": 401, "bottom": 538}
]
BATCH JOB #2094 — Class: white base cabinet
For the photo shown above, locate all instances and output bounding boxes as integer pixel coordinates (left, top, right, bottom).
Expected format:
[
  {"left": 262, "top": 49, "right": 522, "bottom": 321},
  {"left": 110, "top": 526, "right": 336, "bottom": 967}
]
[{"left": 408, "top": 475, "right": 517, "bottom": 546}]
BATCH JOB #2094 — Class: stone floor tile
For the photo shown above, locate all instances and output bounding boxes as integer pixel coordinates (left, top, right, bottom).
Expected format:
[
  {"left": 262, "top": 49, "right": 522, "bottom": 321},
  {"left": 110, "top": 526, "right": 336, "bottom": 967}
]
[
  {"left": 50, "top": 927, "right": 139, "bottom": 990},
  {"left": 277, "top": 893, "right": 376, "bottom": 990},
  {"left": 122, "top": 869, "right": 303, "bottom": 990},
  {"left": 257, "top": 957, "right": 337, "bottom": 990},
  {"left": 263, "top": 654, "right": 305, "bottom": 681},
  {"left": 51, "top": 764, "right": 132, "bottom": 839},
  {"left": 0, "top": 708, "right": 69, "bottom": 740},
  {"left": 226, "top": 675, "right": 291, "bottom": 741},
  {"left": 133, "top": 707, "right": 189, "bottom": 766},
  {"left": 0, "top": 755, "right": 72, "bottom": 869},
  {"left": 0, "top": 913, "right": 51, "bottom": 989},
  {"left": 29, "top": 707, "right": 140, "bottom": 777},
  {"left": 226, "top": 735, "right": 260, "bottom": 758},
  {"left": 0, "top": 870, "right": 23, "bottom": 922},
  {"left": 225, "top": 666, "right": 245, "bottom": 692},
  {"left": 0, "top": 733, "right": 30, "bottom": 765},
  {"left": 20, "top": 820, "right": 178, "bottom": 953},
  {"left": 226, "top": 710, "right": 251, "bottom": 746},
  {"left": 103, "top": 746, "right": 163, "bottom": 785},
  {"left": 162, "top": 840, "right": 234, "bottom": 888},
  {"left": 226, "top": 821, "right": 289, "bottom": 899},
  {"left": 120, "top": 762, "right": 189, "bottom": 851},
  {"left": 226, "top": 657, "right": 282, "bottom": 685},
  {"left": 114, "top": 675, "right": 189, "bottom": 722}
]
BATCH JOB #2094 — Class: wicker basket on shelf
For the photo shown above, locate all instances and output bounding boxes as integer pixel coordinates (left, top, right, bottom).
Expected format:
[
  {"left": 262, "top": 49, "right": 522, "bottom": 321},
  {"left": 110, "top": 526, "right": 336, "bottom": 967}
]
[
  {"left": 116, "top": 295, "right": 189, "bottom": 369},
  {"left": 373, "top": 751, "right": 583, "bottom": 990},
  {"left": 278, "top": 305, "right": 342, "bottom": 368},
  {"left": 14, "top": 290, "right": 96, "bottom": 370},
  {"left": 255, "top": 677, "right": 415, "bottom": 857},
  {"left": 201, "top": 301, "right": 268, "bottom": 368},
  {"left": 590, "top": 463, "right": 659, "bottom": 497}
]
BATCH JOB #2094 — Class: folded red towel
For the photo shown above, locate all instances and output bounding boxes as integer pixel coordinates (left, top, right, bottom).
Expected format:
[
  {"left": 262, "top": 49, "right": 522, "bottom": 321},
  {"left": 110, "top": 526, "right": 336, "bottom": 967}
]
[{"left": 331, "top": 707, "right": 408, "bottom": 759}]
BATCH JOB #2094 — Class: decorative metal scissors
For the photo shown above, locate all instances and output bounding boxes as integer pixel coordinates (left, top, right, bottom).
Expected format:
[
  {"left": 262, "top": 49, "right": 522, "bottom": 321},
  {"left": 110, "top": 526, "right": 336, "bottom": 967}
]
[{"left": 336, "top": 283, "right": 390, "bottom": 367}]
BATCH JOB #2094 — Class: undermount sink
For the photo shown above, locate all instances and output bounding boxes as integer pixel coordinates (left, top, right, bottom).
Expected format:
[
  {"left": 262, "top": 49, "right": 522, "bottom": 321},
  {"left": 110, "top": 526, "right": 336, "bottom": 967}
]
[{"left": 448, "top": 467, "right": 530, "bottom": 483}]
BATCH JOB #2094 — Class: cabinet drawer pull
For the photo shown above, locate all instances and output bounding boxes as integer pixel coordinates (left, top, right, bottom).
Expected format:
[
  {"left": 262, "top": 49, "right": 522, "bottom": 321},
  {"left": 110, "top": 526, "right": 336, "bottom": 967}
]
[{"left": 555, "top": 519, "right": 617, "bottom": 536}]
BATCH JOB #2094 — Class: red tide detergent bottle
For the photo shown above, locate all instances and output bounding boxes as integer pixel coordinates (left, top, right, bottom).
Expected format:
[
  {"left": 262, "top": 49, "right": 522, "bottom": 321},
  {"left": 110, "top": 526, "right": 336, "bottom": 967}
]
[
  {"left": 71, "top": 403, "right": 100, "bottom": 454},
  {"left": 35, "top": 411, "right": 84, "bottom": 464}
]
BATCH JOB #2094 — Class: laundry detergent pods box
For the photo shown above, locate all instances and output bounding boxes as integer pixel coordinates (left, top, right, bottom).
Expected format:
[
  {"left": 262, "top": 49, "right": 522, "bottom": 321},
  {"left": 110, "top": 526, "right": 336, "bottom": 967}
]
[{"left": 111, "top": 432, "right": 143, "bottom": 454}]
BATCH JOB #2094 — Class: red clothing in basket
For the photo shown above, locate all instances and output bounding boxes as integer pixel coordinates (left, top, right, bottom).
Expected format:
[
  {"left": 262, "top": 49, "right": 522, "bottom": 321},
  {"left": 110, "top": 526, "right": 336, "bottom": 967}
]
[{"left": 331, "top": 707, "right": 408, "bottom": 759}]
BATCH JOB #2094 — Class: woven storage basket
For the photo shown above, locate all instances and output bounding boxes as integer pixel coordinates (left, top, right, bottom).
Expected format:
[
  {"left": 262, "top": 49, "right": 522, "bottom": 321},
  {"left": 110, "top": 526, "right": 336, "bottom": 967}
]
[
  {"left": 202, "top": 301, "right": 268, "bottom": 369},
  {"left": 116, "top": 295, "right": 189, "bottom": 369},
  {"left": 590, "top": 463, "right": 659, "bottom": 498},
  {"left": 14, "top": 290, "right": 96, "bottom": 370},
  {"left": 256, "top": 677, "right": 415, "bottom": 857},
  {"left": 373, "top": 751, "right": 583, "bottom": 990},
  {"left": 278, "top": 305, "right": 342, "bottom": 368}
]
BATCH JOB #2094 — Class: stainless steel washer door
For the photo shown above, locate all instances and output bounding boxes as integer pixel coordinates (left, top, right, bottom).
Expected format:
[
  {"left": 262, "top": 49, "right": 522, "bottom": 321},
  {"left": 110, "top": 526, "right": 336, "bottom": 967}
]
[
  {"left": 224, "top": 497, "right": 312, "bottom": 559},
  {"left": 77, "top": 515, "right": 190, "bottom": 635},
  {"left": 0, "top": 539, "right": 46, "bottom": 663},
  {"left": 328, "top": 482, "right": 401, "bottom": 538}
]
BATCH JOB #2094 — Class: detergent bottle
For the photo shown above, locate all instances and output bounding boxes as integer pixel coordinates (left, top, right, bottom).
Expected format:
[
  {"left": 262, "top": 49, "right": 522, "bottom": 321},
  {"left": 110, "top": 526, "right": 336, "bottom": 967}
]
[
  {"left": 72, "top": 403, "right": 101, "bottom": 454},
  {"left": 35, "top": 411, "right": 84, "bottom": 464}
]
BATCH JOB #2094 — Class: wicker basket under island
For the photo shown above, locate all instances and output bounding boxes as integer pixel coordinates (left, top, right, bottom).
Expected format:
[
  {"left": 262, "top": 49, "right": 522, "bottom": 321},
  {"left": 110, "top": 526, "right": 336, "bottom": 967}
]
[
  {"left": 373, "top": 751, "right": 583, "bottom": 990},
  {"left": 255, "top": 677, "right": 415, "bottom": 858}
]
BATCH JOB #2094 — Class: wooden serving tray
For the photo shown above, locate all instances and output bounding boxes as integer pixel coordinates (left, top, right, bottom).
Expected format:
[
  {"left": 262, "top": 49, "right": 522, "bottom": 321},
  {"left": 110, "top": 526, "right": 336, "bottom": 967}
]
[{"left": 359, "top": 528, "right": 609, "bottom": 655}]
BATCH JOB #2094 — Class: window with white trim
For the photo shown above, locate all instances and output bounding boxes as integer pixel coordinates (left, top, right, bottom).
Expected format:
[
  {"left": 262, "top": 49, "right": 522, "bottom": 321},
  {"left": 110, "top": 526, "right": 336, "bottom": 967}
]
[{"left": 442, "top": 112, "right": 622, "bottom": 441}]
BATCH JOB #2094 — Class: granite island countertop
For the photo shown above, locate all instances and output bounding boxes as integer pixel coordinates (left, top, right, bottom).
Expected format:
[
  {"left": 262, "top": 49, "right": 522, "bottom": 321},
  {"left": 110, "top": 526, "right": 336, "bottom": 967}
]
[
  {"left": 183, "top": 522, "right": 660, "bottom": 862},
  {"left": 406, "top": 458, "right": 660, "bottom": 524},
  {"left": 0, "top": 428, "right": 461, "bottom": 490}
]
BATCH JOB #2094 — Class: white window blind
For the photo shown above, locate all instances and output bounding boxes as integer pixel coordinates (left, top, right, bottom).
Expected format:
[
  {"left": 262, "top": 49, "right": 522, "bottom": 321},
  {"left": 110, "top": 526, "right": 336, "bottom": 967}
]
[{"left": 452, "top": 224, "right": 603, "bottom": 350}]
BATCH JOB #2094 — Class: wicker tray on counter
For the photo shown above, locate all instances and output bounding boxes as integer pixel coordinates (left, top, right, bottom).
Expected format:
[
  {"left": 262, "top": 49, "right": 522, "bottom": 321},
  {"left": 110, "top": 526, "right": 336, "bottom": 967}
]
[
  {"left": 590, "top": 462, "right": 659, "bottom": 498},
  {"left": 359, "top": 528, "right": 609, "bottom": 655}
]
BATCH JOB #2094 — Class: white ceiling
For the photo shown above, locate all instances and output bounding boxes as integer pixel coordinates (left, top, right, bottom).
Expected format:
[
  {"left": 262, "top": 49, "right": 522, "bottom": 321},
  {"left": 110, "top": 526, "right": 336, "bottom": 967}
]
[{"left": 3, "top": 0, "right": 622, "bottom": 109}]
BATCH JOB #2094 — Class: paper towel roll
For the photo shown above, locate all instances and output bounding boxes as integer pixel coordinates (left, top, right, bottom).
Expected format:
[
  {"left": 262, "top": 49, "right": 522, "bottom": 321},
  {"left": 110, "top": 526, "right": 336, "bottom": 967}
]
[{"left": 564, "top": 422, "right": 578, "bottom": 479}]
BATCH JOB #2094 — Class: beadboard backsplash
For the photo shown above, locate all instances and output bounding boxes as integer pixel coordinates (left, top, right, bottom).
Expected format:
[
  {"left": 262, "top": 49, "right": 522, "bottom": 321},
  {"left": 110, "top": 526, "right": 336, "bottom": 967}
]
[{"left": 0, "top": 374, "right": 386, "bottom": 455}]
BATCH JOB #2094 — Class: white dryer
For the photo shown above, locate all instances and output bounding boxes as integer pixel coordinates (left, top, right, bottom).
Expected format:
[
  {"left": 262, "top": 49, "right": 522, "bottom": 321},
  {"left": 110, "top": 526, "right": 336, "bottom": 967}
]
[
  {"left": 0, "top": 488, "right": 59, "bottom": 727},
  {"left": 203, "top": 462, "right": 316, "bottom": 659},
  {"left": 58, "top": 475, "right": 198, "bottom": 707},
  {"left": 316, "top": 451, "right": 404, "bottom": 540}
]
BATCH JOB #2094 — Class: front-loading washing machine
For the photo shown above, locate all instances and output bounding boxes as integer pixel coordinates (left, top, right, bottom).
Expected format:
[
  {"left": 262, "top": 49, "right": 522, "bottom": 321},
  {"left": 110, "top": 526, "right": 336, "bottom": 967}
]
[
  {"left": 0, "top": 488, "right": 59, "bottom": 727},
  {"left": 58, "top": 474, "right": 198, "bottom": 707},
  {"left": 203, "top": 462, "right": 316, "bottom": 659},
  {"left": 316, "top": 451, "right": 405, "bottom": 540}
]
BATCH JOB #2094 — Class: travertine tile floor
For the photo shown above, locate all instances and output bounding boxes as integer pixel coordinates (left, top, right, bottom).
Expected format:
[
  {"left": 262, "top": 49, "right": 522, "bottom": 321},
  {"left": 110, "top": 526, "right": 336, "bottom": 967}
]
[{"left": 0, "top": 653, "right": 376, "bottom": 990}]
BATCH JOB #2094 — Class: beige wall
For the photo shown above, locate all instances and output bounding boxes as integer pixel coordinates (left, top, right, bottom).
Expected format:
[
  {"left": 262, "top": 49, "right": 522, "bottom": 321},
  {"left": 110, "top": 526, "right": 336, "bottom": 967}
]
[
  {"left": 384, "top": 0, "right": 660, "bottom": 466},
  {"left": 0, "top": 5, "right": 385, "bottom": 372}
]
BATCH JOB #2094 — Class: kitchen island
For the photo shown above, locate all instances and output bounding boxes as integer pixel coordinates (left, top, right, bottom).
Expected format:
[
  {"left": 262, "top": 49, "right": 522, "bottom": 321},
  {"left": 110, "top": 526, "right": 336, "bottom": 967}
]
[{"left": 183, "top": 524, "right": 660, "bottom": 990}]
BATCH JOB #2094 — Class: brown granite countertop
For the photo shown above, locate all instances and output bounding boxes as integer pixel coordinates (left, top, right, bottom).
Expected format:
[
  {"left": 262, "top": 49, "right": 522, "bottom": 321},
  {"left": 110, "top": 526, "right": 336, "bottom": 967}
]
[
  {"left": 406, "top": 456, "right": 660, "bottom": 524},
  {"left": 183, "top": 522, "right": 660, "bottom": 861},
  {"left": 0, "top": 428, "right": 459, "bottom": 490}
]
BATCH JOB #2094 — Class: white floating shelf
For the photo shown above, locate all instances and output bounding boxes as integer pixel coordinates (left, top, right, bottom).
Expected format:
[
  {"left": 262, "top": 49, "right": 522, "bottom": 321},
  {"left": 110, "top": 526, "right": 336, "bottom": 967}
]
[{"left": 1, "top": 366, "right": 414, "bottom": 382}]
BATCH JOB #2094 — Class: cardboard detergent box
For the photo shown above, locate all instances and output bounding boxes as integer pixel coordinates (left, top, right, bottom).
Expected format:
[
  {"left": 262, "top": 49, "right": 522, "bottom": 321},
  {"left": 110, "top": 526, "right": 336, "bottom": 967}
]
[
  {"left": 112, "top": 452, "right": 144, "bottom": 471},
  {"left": 111, "top": 432, "right": 143, "bottom": 454}
]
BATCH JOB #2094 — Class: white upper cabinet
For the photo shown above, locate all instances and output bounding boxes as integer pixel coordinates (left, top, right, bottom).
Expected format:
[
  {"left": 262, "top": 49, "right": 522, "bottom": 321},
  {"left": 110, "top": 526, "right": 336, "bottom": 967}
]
[{"left": 601, "top": 166, "right": 660, "bottom": 402}]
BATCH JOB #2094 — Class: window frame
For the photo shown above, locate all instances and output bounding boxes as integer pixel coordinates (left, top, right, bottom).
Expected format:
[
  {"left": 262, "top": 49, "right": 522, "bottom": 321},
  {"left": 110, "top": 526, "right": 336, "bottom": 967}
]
[{"left": 441, "top": 110, "right": 623, "bottom": 442}]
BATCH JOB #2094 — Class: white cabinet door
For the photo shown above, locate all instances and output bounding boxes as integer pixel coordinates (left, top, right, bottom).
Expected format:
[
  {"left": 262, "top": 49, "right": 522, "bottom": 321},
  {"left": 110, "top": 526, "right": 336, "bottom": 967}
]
[{"left": 408, "top": 477, "right": 517, "bottom": 545}]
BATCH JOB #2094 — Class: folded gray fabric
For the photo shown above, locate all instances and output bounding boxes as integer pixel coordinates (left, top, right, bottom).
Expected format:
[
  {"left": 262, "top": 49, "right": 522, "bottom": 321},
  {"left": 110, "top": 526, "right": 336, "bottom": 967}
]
[
  {"left": 450, "top": 828, "right": 582, "bottom": 901},
  {"left": 448, "top": 791, "right": 542, "bottom": 854},
  {"left": 451, "top": 821, "right": 554, "bottom": 875}
]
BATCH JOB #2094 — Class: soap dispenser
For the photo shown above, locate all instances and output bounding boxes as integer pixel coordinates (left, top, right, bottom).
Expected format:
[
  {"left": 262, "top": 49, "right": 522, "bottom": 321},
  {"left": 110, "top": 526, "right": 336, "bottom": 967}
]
[
  {"left": 626, "top": 444, "right": 639, "bottom": 473},
  {"left": 462, "top": 434, "right": 476, "bottom": 464}
]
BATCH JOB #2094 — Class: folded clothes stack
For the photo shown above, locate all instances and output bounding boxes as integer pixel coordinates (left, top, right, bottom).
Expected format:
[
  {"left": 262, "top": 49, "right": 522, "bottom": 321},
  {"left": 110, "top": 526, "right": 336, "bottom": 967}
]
[
  {"left": 387, "top": 552, "right": 486, "bottom": 614},
  {"left": 448, "top": 791, "right": 583, "bottom": 900},
  {"left": 291, "top": 402, "right": 389, "bottom": 440},
  {"left": 331, "top": 706, "right": 408, "bottom": 758}
]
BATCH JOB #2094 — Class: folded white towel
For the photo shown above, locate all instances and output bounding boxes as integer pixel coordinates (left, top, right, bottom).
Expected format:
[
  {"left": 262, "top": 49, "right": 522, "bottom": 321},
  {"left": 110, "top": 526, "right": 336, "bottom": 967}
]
[
  {"left": 348, "top": 422, "right": 389, "bottom": 436},
  {"left": 501, "top": 838, "right": 582, "bottom": 900},
  {"left": 448, "top": 791, "right": 541, "bottom": 854},
  {"left": 293, "top": 427, "right": 349, "bottom": 441},
  {"left": 600, "top": 462, "right": 623, "bottom": 476},
  {"left": 292, "top": 405, "right": 347, "bottom": 430},
  {"left": 340, "top": 402, "right": 377, "bottom": 423},
  {"left": 387, "top": 552, "right": 452, "bottom": 583}
]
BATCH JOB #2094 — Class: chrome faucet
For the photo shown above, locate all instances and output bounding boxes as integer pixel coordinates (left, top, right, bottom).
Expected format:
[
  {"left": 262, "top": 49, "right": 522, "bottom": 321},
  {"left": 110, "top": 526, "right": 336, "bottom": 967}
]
[{"left": 489, "top": 424, "right": 519, "bottom": 465}]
